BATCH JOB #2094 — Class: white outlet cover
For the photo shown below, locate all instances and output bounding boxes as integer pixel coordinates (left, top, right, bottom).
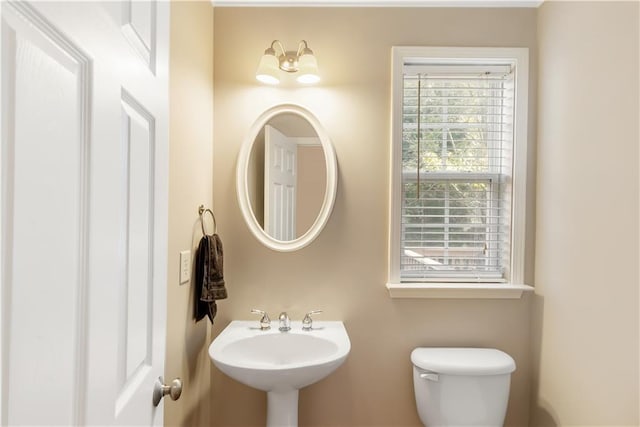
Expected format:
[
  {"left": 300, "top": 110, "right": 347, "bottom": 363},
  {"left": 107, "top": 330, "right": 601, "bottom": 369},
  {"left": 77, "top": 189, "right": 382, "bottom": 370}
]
[{"left": 179, "top": 250, "right": 191, "bottom": 284}]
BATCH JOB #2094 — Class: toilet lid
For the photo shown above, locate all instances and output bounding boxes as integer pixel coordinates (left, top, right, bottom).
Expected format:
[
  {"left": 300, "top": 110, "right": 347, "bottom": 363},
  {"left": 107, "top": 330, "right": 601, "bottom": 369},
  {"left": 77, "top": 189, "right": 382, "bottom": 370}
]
[{"left": 411, "top": 347, "right": 516, "bottom": 375}]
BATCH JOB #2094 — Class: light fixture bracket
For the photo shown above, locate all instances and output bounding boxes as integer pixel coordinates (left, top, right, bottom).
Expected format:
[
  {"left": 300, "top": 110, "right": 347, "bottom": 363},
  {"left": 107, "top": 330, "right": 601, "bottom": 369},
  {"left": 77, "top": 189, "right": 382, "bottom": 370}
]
[
  {"left": 256, "top": 39, "right": 320, "bottom": 84},
  {"left": 279, "top": 51, "right": 300, "bottom": 73}
]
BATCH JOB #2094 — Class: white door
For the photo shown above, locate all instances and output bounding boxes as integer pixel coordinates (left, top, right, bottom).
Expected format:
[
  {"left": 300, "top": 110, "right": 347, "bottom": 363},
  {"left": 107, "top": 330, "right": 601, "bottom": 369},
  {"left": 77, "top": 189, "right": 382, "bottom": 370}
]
[
  {"left": 0, "top": 1, "right": 169, "bottom": 425},
  {"left": 264, "top": 125, "right": 297, "bottom": 241}
]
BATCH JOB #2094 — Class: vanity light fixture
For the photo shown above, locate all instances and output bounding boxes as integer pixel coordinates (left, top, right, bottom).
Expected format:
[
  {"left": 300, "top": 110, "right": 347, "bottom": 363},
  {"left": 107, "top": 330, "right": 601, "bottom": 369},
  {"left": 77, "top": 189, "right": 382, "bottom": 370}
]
[{"left": 256, "top": 40, "right": 320, "bottom": 85}]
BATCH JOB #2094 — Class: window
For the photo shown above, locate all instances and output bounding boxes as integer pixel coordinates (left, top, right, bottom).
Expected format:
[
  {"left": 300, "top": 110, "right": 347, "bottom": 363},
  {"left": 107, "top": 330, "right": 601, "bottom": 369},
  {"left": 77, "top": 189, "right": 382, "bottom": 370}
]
[{"left": 389, "top": 47, "right": 529, "bottom": 294}]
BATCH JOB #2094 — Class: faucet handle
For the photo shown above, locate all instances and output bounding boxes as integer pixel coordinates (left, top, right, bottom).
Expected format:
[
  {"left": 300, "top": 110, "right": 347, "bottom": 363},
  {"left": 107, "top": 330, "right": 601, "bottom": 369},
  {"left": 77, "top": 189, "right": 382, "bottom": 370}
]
[
  {"left": 302, "top": 310, "right": 323, "bottom": 330},
  {"left": 250, "top": 309, "right": 271, "bottom": 330}
]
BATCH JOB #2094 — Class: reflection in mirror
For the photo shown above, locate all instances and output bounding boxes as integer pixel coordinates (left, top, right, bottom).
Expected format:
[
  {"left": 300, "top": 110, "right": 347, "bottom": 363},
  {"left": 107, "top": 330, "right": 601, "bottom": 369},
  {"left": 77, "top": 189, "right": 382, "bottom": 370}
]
[
  {"left": 236, "top": 104, "right": 337, "bottom": 252},
  {"left": 247, "top": 113, "right": 326, "bottom": 241}
]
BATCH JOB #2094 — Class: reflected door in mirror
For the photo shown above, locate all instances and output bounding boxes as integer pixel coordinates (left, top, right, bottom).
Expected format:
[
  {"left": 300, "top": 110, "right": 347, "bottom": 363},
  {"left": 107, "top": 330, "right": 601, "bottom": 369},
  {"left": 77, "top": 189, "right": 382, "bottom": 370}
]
[
  {"left": 264, "top": 124, "right": 297, "bottom": 240},
  {"left": 248, "top": 113, "right": 326, "bottom": 241}
]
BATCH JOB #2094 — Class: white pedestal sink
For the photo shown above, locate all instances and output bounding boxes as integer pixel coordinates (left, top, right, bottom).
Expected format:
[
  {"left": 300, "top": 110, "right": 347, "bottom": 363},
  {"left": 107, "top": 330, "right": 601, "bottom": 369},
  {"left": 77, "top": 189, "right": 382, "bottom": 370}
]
[{"left": 209, "top": 320, "right": 350, "bottom": 427}]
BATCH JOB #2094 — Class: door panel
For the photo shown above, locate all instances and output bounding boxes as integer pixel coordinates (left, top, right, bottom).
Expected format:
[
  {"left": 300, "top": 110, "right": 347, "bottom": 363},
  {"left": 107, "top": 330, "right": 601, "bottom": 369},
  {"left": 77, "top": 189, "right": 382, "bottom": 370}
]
[
  {"left": 116, "top": 91, "right": 156, "bottom": 421},
  {"left": 1, "top": 3, "right": 91, "bottom": 425},
  {"left": 121, "top": 0, "right": 156, "bottom": 73},
  {"left": 264, "top": 125, "right": 297, "bottom": 241}
]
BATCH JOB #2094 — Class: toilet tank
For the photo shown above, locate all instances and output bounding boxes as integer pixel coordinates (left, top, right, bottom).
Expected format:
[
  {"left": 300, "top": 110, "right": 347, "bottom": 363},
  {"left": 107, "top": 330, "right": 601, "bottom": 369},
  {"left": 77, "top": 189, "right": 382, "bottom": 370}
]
[{"left": 411, "top": 348, "right": 516, "bottom": 427}]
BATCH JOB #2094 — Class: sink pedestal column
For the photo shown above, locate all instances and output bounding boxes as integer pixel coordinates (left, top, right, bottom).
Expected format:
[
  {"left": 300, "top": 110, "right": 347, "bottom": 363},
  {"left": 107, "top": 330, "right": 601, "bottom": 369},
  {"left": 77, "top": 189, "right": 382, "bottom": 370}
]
[{"left": 266, "top": 390, "right": 299, "bottom": 427}]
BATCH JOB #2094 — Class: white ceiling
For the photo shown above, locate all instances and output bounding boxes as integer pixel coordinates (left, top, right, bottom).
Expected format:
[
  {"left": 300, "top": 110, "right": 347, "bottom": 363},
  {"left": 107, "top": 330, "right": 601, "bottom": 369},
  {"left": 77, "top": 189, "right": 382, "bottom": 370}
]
[
  {"left": 268, "top": 114, "right": 317, "bottom": 138},
  {"left": 212, "top": 0, "right": 543, "bottom": 7}
]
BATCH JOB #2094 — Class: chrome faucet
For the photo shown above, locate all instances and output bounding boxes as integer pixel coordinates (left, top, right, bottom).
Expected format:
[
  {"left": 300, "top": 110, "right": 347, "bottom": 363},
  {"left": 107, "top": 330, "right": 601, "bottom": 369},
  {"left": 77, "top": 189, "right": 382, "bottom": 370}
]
[{"left": 278, "top": 312, "right": 291, "bottom": 332}]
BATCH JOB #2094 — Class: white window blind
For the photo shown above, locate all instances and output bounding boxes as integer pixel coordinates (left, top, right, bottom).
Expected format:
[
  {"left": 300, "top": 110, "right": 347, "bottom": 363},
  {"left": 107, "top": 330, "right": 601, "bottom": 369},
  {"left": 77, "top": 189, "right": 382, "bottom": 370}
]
[{"left": 400, "top": 62, "right": 515, "bottom": 283}]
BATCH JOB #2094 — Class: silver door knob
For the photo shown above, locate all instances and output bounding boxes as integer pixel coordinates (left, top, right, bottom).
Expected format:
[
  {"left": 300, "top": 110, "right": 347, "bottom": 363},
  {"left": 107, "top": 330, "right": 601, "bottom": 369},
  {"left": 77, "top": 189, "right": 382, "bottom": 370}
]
[{"left": 153, "top": 376, "right": 182, "bottom": 406}]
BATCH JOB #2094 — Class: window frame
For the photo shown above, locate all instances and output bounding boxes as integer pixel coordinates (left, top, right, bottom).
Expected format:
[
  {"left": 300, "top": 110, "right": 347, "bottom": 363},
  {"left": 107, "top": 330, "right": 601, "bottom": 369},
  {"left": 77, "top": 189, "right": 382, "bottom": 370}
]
[{"left": 388, "top": 46, "right": 531, "bottom": 298}]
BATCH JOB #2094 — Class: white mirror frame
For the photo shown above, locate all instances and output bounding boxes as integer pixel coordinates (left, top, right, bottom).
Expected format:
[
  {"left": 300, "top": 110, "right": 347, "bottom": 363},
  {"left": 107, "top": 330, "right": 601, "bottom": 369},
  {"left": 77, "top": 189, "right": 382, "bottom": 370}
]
[{"left": 236, "top": 104, "right": 338, "bottom": 252}]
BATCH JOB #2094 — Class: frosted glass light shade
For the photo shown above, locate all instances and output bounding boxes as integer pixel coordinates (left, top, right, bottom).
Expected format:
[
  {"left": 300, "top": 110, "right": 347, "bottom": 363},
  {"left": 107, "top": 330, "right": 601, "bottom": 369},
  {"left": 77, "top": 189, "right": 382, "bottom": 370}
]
[
  {"left": 296, "top": 53, "right": 320, "bottom": 84},
  {"left": 256, "top": 53, "right": 280, "bottom": 85}
]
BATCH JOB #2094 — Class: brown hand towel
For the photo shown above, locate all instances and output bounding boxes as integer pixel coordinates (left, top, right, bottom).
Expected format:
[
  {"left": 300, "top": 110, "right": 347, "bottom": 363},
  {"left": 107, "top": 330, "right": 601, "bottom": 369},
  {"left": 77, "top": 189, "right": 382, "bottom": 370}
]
[{"left": 194, "top": 234, "right": 227, "bottom": 323}]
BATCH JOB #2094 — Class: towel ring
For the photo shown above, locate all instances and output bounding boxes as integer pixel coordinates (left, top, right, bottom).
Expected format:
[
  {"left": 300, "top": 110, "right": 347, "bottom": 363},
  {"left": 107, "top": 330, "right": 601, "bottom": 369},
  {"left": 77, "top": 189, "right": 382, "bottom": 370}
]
[{"left": 198, "top": 205, "right": 217, "bottom": 235}]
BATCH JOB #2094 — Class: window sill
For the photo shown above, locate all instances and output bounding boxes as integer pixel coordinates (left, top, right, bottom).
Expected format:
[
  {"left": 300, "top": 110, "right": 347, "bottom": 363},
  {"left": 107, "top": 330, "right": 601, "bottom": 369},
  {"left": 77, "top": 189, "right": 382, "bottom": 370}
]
[{"left": 385, "top": 282, "right": 534, "bottom": 299}]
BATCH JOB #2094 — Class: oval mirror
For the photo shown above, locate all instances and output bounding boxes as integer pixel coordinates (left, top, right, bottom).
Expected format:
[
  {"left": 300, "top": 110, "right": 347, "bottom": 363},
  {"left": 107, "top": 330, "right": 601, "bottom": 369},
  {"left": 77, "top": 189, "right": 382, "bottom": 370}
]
[{"left": 236, "top": 104, "right": 338, "bottom": 252}]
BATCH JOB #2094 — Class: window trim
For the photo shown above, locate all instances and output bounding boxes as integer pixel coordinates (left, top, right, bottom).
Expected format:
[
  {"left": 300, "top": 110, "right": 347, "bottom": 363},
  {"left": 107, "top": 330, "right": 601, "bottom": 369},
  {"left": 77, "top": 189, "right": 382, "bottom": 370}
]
[{"left": 388, "top": 46, "right": 532, "bottom": 298}]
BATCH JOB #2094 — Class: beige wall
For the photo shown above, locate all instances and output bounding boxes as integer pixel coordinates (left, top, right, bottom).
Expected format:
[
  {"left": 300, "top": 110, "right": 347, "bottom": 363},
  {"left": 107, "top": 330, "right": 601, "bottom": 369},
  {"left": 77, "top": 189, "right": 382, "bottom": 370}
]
[
  {"left": 532, "top": 1, "right": 639, "bottom": 426},
  {"left": 166, "top": 2, "right": 214, "bottom": 426},
  {"left": 212, "top": 8, "right": 537, "bottom": 426}
]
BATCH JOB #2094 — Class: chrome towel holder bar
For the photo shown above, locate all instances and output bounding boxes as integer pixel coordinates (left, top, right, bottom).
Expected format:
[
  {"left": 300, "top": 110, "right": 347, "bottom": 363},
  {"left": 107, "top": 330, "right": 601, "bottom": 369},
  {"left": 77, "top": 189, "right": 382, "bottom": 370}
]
[{"left": 198, "top": 204, "right": 217, "bottom": 235}]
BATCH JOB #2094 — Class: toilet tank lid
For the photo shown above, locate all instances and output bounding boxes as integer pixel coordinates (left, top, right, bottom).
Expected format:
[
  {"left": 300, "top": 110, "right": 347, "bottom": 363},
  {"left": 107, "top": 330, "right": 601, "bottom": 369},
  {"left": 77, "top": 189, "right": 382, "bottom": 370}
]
[{"left": 411, "top": 348, "right": 516, "bottom": 376}]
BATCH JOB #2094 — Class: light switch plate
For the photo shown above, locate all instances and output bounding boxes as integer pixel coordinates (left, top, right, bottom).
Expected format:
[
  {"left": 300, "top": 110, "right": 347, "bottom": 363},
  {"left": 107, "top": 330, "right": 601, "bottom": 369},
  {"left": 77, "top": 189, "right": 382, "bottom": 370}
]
[{"left": 179, "top": 250, "right": 191, "bottom": 284}]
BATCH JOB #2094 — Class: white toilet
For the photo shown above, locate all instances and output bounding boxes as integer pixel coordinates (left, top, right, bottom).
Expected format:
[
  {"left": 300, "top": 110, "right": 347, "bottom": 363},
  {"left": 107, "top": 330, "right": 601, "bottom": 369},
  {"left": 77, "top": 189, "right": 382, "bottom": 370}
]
[{"left": 411, "top": 347, "right": 516, "bottom": 426}]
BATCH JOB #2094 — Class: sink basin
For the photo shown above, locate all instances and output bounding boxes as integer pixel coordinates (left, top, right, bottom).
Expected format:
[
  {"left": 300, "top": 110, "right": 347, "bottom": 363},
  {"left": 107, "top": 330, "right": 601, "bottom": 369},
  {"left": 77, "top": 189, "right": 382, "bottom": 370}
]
[{"left": 209, "top": 320, "right": 350, "bottom": 426}]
